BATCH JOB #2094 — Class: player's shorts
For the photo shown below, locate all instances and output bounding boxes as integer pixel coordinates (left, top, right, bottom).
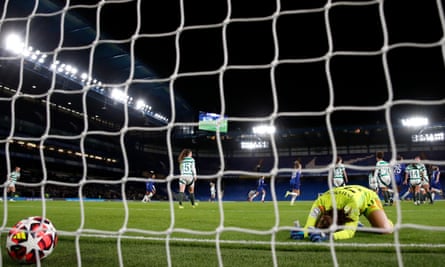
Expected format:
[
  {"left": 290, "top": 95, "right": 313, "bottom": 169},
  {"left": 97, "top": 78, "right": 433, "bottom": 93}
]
[
  {"left": 6, "top": 181, "right": 16, "bottom": 188},
  {"left": 394, "top": 175, "right": 403, "bottom": 186},
  {"left": 408, "top": 178, "right": 421, "bottom": 187},
  {"left": 420, "top": 178, "right": 430, "bottom": 186},
  {"left": 378, "top": 176, "right": 391, "bottom": 188},
  {"left": 333, "top": 178, "right": 345, "bottom": 187},
  {"left": 179, "top": 175, "right": 194, "bottom": 186},
  {"left": 291, "top": 183, "right": 300, "bottom": 191},
  {"left": 369, "top": 180, "right": 378, "bottom": 191}
]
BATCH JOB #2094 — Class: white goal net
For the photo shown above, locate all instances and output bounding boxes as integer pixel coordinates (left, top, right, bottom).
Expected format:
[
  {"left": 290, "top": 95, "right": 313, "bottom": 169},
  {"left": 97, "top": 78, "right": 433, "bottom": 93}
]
[{"left": 1, "top": 0, "right": 445, "bottom": 266}]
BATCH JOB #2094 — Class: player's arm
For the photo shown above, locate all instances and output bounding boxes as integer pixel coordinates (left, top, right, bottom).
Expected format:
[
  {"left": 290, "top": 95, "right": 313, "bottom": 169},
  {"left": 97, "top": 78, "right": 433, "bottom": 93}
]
[
  {"left": 331, "top": 220, "right": 358, "bottom": 240},
  {"left": 192, "top": 160, "right": 197, "bottom": 181},
  {"left": 403, "top": 171, "right": 409, "bottom": 185},
  {"left": 291, "top": 198, "right": 322, "bottom": 240},
  {"left": 302, "top": 199, "right": 323, "bottom": 238}
]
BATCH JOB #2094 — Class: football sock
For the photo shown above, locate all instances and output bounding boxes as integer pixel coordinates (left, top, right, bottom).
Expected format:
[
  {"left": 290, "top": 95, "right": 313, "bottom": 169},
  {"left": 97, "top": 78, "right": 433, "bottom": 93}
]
[
  {"left": 400, "top": 190, "right": 410, "bottom": 200},
  {"left": 415, "top": 192, "right": 420, "bottom": 203},
  {"left": 382, "top": 191, "right": 389, "bottom": 203},
  {"left": 178, "top": 192, "right": 184, "bottom": 205},
  {"left": 426, "top": 191, "right": 433, "bottom": 203},
  {"left": 190, "top": 193, "right": 195, "bottom": 206}
]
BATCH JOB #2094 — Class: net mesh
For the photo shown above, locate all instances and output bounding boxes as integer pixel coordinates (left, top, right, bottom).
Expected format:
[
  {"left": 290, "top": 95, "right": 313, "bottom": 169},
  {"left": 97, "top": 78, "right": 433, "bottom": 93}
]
[{"left": 1, "top": 0, "right": 445, "bottom": 266}]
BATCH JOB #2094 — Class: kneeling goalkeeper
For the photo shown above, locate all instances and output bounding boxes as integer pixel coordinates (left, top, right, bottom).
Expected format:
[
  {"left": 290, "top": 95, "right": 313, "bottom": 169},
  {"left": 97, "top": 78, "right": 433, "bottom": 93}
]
[{"left": 291, "top": 185, "right": 394, "bottom": 242}]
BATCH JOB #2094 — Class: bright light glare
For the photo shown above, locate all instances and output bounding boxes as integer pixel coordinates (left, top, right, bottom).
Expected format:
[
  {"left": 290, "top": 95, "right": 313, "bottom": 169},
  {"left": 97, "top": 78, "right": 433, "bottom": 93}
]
[
  {"left": 5, "top": 33, "right": 24, "bottom": 54},
  {"left": 241, "top": 141, "right": 268, "bottom": 149},
  {"left": 252, "top": 125, "right": 276, "bottom": 135},
  {"left": 111, "top": 88, "right": 129, "bottom": 103},
  {"left": 135, "top": 99, "right": 145, "bottom": 110},
  {"left": 401, "top": 116, "right": 429, "bottom": 127}
]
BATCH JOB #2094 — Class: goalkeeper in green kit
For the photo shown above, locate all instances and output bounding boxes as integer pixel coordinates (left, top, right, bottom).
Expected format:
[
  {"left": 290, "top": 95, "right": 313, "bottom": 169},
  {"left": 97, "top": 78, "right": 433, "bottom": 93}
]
[{"left": 291, "top": 185, "right": 393, "bottom": 242}]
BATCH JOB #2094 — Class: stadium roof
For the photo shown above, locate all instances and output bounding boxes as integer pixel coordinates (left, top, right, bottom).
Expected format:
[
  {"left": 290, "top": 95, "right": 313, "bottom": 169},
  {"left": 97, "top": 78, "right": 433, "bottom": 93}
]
[
  {"left": 0, "top": 0, "right": 194, "bottom": 124},
  {"left": 1, "top": 0, "right": 444, "bottom": 132}
]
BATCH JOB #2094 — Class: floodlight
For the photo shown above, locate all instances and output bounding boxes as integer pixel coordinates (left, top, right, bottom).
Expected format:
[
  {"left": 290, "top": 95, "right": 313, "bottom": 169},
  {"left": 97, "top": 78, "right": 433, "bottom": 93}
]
[
  {"left": 253, "top": 125, "right": 276, "bottom": 135},
  {"left": 135, "top": 99, "right": 146, "bottom": 110},
  {"left": 5, "top": 33, "right": 24, "bottom": 54},
  {"left": 401, "top": 116, "right": 429, "bottom": 127}
]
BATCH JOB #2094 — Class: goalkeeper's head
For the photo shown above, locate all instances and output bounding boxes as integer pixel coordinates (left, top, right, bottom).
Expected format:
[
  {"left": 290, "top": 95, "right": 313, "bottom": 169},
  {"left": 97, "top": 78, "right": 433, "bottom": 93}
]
[{"left": 316, "top": 209, "right": 354, "bottom": 229}]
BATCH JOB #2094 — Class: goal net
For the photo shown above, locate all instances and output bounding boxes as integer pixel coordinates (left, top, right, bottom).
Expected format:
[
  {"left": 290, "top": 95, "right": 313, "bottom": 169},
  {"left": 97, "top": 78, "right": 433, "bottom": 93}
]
[{"left": 1, "top": 0, "right": 445, "bottom": 266}]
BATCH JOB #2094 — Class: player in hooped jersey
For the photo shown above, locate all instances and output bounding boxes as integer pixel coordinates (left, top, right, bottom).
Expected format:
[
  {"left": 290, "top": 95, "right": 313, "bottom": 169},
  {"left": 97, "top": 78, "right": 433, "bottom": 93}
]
[
  {"left": 416, "top": 156, "right": 433, "bottom": 204},
  {"left": 374, "top": 151, "right": 393, "bottom": 206},
  {"left": 332, "top": 156, "right": 348, "bottom": 187},
  {"left": 6, "top": 166, "right": 21, "bottom": 202},
  {"left": 403, "top": 156, "right": 425, "bottom": 205},
  {"left": 178, "top": 148, "right": 198, "bottom": 208}
]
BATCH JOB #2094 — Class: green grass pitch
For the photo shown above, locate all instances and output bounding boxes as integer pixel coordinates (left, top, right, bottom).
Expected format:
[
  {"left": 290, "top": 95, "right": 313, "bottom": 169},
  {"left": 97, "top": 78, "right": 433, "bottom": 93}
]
[{"left": 1, "top": 199, "right": 444, "bottom": 267}]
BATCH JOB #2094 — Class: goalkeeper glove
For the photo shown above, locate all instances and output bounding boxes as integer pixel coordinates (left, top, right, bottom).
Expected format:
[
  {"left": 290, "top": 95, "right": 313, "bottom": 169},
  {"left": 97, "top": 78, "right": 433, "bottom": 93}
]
[
  {"left": 308, "top": 227, "right": 329, "bottom": 242},
  {"left": 290, "top": 230, "right": 304, "bottom": 240}
]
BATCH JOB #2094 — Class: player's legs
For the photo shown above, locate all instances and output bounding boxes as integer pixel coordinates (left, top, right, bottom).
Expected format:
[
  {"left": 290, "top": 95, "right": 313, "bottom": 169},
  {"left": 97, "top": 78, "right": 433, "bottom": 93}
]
[
  {"left": 366, "top": 209, "right": 394, "bottom": 234},
  {"left": 261, "top": 189, "right": 266, "bottom": 202},
  {"left": 422, "top": 184, "right": 433, "bottom": 204},
  {"left": 290, "top": 189, "right": 300, "bottom": 205},
  {"left": 178, "top": 183, "right": 186, "bottom": 207},
  {"left": 249, "top": 192, "right": 258, "bottom": 202},
  {"left": 188, "top": 182, "right": 196, "bottom": 206},
  {"left": 147, "top": 192, "right": 153, "bottom": 201},
  {"left": 364, "top": 196, "right": 393, "bottom": 234},
  {"left": 8, "top": 184, "right": 16, "bottom": 201},
  {"left": 380, "top": 187, "right": 390, "bottom": 205},
  {"left": 412, "top": 184, "right": 421, "bottom": 205},
  {"left": 431, "top": 187, "right": 442, "bottom": 200},
  {"left": 400, "top": 186, "right": 412, "bottom": 200},
  {"left": 142, "top": 192, "right": 148, "bottom": 202}
]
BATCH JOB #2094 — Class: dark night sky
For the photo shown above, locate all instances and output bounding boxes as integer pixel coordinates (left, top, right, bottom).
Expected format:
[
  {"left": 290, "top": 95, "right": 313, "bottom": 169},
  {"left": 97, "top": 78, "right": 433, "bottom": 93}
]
[{"left": 1, "top": 0, "right": 444, "bottom": 130}]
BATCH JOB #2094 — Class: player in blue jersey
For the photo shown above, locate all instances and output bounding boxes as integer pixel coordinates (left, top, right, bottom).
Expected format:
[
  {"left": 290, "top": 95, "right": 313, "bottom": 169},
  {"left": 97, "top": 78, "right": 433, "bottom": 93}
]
[
  {"left": 6, "top": 166, "right": 21, "bottom": 202},
  {"left": 285, "top": 159, "right": 302, "bottom": 205},
  {"left": 248, "top": 176, "right": 266, "bottom": 202},
  {"left": 332, "top": 156, "right": 348, "bottom": 187},
  {"left": 393, "top": 155, "right": 406, "bottom": 199},
  {"left": 142, "top": 171, "right": 156, "bottom": 203},
  {"left": 290, "top": 185, "right": 393, "bottom": 241},
  {"left": 178, "top": 148, "right": 198, "bottom": 208},
  {"left": 430, "top": 166, "right": 443, "bottom": 200}
]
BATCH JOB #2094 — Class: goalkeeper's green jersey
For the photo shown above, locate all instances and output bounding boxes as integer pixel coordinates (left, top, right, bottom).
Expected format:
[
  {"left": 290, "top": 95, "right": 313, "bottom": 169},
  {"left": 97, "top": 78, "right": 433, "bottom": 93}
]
[{"left": 303, "top": 185, "right": 381, "bottom": 240}]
